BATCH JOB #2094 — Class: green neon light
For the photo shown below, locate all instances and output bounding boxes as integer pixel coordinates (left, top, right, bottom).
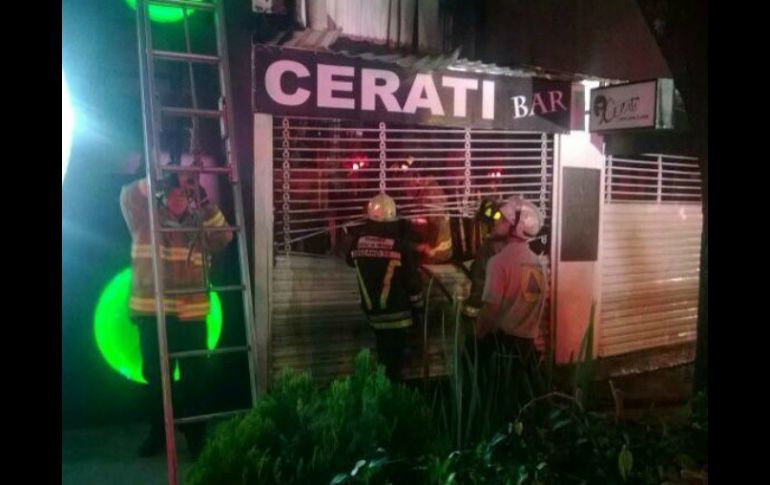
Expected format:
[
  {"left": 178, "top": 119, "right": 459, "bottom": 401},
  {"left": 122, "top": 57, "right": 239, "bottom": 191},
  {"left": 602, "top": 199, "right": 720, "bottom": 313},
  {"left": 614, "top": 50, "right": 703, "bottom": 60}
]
[
  {"left": 125, "top": 0, "right": 202, "bottom": 24},
  {"left": 94, "top": 267, "right": 222, "bottom": 384}
]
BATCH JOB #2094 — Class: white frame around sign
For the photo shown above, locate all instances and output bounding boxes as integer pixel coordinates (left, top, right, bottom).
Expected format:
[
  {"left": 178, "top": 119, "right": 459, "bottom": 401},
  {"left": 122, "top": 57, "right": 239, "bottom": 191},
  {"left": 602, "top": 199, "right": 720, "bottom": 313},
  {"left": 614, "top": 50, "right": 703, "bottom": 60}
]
[{"left": 589, "top": 79, "right": 672, "bottom": 132}]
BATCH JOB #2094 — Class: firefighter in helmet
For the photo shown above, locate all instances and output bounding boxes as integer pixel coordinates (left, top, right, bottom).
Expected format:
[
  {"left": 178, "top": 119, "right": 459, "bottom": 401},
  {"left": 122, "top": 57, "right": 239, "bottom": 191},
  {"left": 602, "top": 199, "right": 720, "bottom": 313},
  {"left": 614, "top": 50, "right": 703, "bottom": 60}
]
[
  {"left": 474, "top": 196, "right": 547, "bottom": 394},
  {"left": 347, "top": 193, "right": 424, "bottom": 380},
  {"left": 462, "top": 198, "right": 509, "bottom": 321}
]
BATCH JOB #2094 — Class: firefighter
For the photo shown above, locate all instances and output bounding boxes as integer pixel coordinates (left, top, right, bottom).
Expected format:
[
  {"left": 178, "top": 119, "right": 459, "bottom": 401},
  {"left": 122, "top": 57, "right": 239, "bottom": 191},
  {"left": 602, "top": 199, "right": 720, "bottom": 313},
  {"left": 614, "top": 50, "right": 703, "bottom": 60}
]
[
  {"left": 475, "top": 196, "right": 547, "bottom": 398},
  {"left": 461, "top": 198, "right": 508, "bottom": 321},
  {"left": 347, "top": 193, "right": 424, "bottom": 380},
  {"left": 120, "top": 135, "right": 233, "bottom": 459}
]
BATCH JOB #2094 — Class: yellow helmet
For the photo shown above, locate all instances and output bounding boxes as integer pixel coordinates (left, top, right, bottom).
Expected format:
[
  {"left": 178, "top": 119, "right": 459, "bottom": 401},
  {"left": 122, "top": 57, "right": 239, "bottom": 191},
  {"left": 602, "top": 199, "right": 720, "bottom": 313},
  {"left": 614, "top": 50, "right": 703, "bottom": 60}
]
[{"left": 366, "top": 193, "right": 397, "bottom": 222}]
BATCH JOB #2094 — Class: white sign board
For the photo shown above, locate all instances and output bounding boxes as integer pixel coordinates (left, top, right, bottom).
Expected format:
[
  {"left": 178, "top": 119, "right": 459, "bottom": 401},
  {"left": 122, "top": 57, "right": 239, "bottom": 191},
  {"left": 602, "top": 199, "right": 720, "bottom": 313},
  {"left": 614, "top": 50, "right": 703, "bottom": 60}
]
[{"left": 589, "top": 80, "right": 673, "bottom": 132}]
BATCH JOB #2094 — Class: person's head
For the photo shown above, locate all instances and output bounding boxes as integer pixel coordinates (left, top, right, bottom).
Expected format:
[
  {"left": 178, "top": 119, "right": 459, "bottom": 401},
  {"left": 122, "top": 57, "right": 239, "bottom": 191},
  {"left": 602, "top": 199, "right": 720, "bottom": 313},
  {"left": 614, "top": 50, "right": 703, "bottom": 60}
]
[
  {"left": 493, "top": 196, "right": 543, "bottom": 240},
  {"left": 158, "top": 167, "right": 200, "bottom": 201},
  {"left": 164, "top": 186, "right": 189, "bottom": 217},
  {"left": 176, "top": 169, "right": 200, "bottom": 194},
  {"left": 366, "top": 193, "right": 397, "bottom": 222}
]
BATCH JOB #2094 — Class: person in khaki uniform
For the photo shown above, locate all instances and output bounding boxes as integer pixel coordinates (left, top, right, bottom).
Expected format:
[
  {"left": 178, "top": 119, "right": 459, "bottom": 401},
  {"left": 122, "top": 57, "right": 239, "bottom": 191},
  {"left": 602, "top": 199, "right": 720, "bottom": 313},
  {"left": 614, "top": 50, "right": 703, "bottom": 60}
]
[{"left": 475, "top": 196, "right": 547, "bottom": 400}]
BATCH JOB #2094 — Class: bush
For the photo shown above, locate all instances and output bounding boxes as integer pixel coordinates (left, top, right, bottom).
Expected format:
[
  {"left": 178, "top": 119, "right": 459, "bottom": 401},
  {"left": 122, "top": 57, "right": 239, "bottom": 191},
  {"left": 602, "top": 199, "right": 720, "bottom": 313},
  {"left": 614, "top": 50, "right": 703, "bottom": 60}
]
[
  {"left": 186, "top": 350, "right": 435, "bottom": 485},
  {"left": 419, "top": 390, "right": 708, "bottom": 485},
  {"left": 186, "top": 302, "right": 707, "bottom": 485}
]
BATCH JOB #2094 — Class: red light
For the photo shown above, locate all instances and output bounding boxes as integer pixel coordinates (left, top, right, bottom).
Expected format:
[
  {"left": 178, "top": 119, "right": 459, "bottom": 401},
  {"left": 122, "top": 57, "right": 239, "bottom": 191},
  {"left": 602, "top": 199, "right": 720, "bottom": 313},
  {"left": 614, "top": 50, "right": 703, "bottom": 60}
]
[{"left": 346, "top": 154, "right": 369, "bottom": 171}]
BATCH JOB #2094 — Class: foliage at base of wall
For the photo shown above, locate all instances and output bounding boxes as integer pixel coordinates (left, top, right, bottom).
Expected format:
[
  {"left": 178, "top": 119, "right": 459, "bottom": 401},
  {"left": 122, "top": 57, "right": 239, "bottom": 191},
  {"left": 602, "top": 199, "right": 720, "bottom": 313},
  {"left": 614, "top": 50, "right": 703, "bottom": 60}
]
[{"left": 186, "top": 347, "right": 707, "bottom": 485}]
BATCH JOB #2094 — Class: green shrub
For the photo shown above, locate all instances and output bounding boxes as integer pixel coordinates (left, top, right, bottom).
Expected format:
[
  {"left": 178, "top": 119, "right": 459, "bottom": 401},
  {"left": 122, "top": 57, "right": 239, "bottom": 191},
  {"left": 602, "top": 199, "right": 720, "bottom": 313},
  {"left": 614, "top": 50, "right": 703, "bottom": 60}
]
[
  {"left": 187, "top": 299, "right": 706, "bottom": 485},
  {"left": 186, "top": 350, "right": 435, "bottom": 485}
]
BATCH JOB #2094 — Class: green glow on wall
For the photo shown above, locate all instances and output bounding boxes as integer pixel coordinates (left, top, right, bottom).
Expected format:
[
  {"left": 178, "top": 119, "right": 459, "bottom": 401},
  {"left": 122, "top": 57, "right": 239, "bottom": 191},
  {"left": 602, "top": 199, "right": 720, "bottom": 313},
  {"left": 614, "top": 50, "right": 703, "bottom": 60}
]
[
  {"left": 125, "top": 0, "right": 201, "bottom": 24},
  {"left": 94, "top": 267, "right": 222, "bottom": 384}
]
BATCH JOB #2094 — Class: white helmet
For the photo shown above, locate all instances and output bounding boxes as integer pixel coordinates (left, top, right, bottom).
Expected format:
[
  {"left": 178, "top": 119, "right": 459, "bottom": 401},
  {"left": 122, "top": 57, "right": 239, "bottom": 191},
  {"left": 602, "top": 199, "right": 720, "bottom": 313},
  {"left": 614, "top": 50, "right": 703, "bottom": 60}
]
[
  {"left": 366, "top": 193, "right": 397, "bottom": 222},
  {"left": 499, "top": 196, "right": 542, "bottom": 240}
]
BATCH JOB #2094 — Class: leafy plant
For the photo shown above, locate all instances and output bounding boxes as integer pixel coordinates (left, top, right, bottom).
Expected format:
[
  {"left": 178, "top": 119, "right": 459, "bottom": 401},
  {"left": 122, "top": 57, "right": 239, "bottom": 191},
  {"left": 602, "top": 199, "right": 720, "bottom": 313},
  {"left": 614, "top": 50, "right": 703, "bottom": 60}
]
[
  {"left": 186, "top": 350, "right": 436, "bottom": 485},
  {"left": 186, "top": 299, "right": 707, "bottom": 485}
]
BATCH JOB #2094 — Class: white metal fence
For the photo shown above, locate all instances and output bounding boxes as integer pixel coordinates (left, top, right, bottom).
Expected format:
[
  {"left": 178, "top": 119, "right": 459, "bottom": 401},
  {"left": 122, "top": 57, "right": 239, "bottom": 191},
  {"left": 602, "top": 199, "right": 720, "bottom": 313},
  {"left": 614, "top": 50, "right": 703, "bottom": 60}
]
[
  {"left": 600, "top": 153, "right": 702, "bottom": 357},
  {"left": 605, "top": 153, "right": 702, "bottom": 204}
]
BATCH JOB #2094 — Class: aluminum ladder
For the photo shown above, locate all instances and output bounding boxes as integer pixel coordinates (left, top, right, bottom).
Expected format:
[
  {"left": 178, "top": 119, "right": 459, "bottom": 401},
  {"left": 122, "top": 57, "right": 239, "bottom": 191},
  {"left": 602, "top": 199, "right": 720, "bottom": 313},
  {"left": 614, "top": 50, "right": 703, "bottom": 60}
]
[{"left": 134, "top": 1, "right": 258, "bottom": 483}]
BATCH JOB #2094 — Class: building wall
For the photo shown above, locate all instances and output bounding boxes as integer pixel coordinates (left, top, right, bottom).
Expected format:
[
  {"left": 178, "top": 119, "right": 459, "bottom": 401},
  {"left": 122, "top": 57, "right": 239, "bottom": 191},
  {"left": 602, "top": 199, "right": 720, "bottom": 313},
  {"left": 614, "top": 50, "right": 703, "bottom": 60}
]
[
  {"left": 471, "top": 0, "right": 671, "bottom": 81},
  {"left": 553, "top": 130, "right": 605, "bottom": 363}
]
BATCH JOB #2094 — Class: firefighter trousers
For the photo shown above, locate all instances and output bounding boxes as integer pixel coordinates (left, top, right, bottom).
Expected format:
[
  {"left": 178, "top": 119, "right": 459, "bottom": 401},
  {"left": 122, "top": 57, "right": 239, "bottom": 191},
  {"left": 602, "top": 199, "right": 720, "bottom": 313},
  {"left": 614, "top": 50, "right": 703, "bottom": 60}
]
[{"left": 135, "top": 316, "right": 209, "bottom": 445}]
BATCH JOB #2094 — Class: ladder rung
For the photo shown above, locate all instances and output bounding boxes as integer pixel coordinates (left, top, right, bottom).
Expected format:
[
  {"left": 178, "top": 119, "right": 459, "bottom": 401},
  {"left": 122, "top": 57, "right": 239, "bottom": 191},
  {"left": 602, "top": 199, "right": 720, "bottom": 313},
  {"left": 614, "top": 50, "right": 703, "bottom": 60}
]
[
  {"left": 159, "top": 225, "right": 239, "bottom": 233},
  {"left": 175, "top": 409, "right": 251, "bottom": 425},
  {"left": 169, "top": 345, "right": 249, "bottom": 359},
  {"left": 161, "top": 106, "right": 221, "bottom": 118},
  {"left": 212, "top": 284, "right": 246, "bottom": 292},
  {"left": 164, "top": 287, "right": 206, "bottom": 296},
  {"left": 165, "top": 285, "right": 245, "bottom": 296},
  {"left": 152, "top": 50, "right": 220, "bottom": 64},
  {"left": 148, "top": 0, "right": 216, "bottom": 11},
  {"left": 162, "top": 165, "right": 232, "bottom": 174}
]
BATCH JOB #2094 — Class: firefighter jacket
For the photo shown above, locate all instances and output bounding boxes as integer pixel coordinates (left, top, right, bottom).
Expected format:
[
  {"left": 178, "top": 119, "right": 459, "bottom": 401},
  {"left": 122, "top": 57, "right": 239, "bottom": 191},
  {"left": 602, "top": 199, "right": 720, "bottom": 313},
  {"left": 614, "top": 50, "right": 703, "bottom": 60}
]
[
  {"left": 347, "top": 221, "right": 424, "bottom": 330},
  {"left": 462, "top": 235, "right": 508, "bottom": 318},
  {"left": 120, "top": 179, "right": 233, "bottom": 321}
]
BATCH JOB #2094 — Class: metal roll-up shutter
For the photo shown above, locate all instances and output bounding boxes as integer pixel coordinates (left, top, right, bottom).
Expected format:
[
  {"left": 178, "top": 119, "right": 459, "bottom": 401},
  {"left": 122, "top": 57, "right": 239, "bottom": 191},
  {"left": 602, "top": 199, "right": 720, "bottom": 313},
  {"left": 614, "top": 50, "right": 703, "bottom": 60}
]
[
  {"left": 599, "top": 154, "right": 702, "bottom": 357},
  {"left": 272, "top": 116, "right": 554, "bottom": 382}
]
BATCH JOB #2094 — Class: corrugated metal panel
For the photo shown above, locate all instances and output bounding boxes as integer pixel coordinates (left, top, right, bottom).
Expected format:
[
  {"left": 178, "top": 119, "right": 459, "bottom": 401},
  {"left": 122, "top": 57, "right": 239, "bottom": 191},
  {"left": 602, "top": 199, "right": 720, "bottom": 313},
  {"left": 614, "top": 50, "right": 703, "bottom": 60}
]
[
  {"left": 599, "top": 202, "right": 702, "bottom": 357},
  {"left": 271, "top": 254, "right": 369, "bottom": 382},
  {"left": 266, "top": 31, "right": 595, "bottom": 83},
  {"left": 281, "top": 29, "right": 343, "bottom": 50},
  {"left": 271, "top": 254, "right": 552, "bottom": 383},
  {"left": 271, "top": 254, "right": 466, "bottom": 383}
]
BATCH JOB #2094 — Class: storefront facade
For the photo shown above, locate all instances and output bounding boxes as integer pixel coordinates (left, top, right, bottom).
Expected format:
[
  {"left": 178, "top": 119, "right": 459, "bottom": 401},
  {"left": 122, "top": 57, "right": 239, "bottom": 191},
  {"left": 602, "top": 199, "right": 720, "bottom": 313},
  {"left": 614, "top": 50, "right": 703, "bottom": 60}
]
[{"left": 250, "top": 45, "right": 701, "bottom": 387}]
